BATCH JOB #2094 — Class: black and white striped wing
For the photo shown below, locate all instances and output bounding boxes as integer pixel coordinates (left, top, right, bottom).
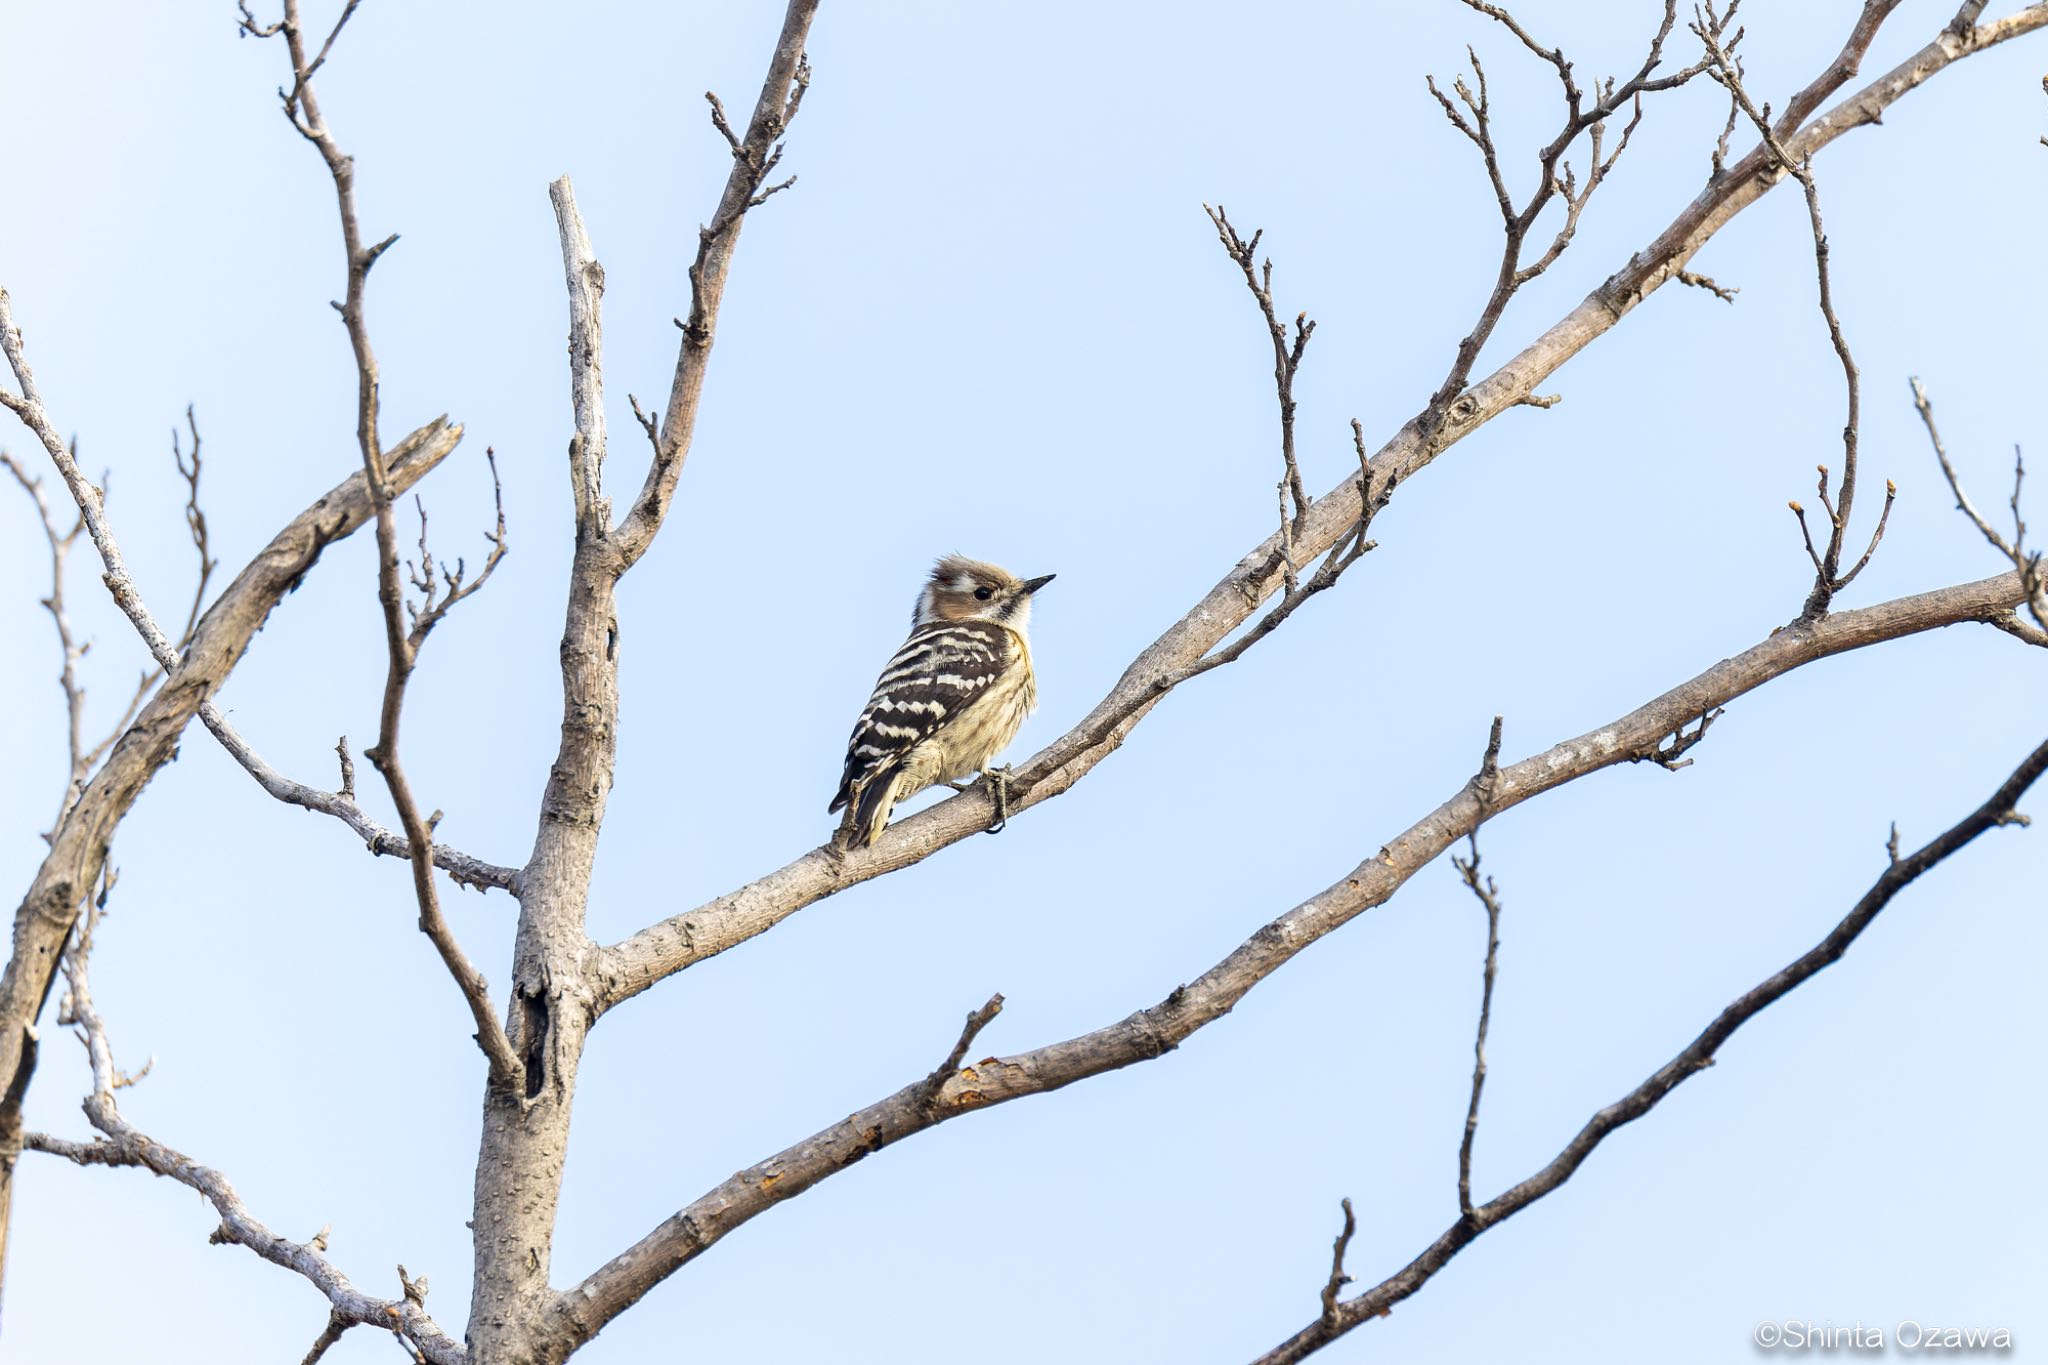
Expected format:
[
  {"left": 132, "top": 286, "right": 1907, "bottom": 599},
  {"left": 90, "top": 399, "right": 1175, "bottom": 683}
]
[{"left": 829, "top": 620, "right": 1013, "bottom": 812}]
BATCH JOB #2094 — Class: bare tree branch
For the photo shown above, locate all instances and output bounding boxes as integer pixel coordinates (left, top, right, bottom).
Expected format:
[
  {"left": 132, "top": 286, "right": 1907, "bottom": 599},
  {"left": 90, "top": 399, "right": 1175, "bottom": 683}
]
[
  {"left": 1912, "top": 375, "right": 2047, "bottom": 642},
  {"left": 1318, "top": 1198, "right": 1356, "bottom": 1328},
  {"left": 1449, "top": 833, "right": 1503, "bottom": 1221},
  {"left": 1203, "top": 205, "right": 1314, "bottom": 588},
  {"left": 1694, "top": 10, "right": 1895, "bottom": 616},
  {"left": 551, "top": 177, "right": 610, "bottom": 541},
  {"left": 30, "top": 908, "right": 462, "bottom": 1365},
  {"left": 199, "top": 725, "right": 519, "bottom": 892},
  {"left": 1, "top": 291, "right": 183, "bottom": 672},
  {"left": 3, "top": 448, "right": 107, "bottom": 838},
  {"left": 1250, "top": 731, "right": 2048, "bottom": 1364},
  {"left": 22, "top": 1130, "right": 135, "bottom": 1168},
  {"left": 1675, "top": 267, "right": 1739, "bottom": 302},
  {"left": 916, "top": 995, "right": 1005, "bottom": 1114},
  {"left": 588, "top": 1, "right": 2048, "bottom": 1016},
  {"left": 1419, "top": 0, "right": 1714, "bottom": 443},
  {"left": 243, "top": 0, "right": 519, "bottom": 1087},
  {"left": 612, "top": 2, "right": 820, "bottom": 568},
  {"left": 169, "top": 406, "right": 219, "bottom": 650},
  {"left": 404, "top": 449, "right": 508, "bottom": 653}
]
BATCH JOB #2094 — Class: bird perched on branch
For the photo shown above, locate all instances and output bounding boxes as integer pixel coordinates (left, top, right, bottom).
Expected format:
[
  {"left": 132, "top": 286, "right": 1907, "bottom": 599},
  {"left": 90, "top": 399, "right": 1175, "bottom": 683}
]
[{"left": 831, "top": 555, "right": 1055, "bottom": 848}]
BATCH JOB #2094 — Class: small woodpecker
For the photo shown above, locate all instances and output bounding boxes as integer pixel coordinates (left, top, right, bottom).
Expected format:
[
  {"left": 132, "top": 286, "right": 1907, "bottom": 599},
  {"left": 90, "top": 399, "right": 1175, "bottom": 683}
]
[{"left": 830, "top": 555, "right": 1054, "bottom": 847}]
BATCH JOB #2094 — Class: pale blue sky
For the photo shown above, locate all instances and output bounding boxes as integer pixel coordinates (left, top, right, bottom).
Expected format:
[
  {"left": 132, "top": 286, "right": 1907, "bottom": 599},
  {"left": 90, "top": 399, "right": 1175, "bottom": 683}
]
[{"left": 3, "top": 3, "right": 2044, "bottom": 1362}]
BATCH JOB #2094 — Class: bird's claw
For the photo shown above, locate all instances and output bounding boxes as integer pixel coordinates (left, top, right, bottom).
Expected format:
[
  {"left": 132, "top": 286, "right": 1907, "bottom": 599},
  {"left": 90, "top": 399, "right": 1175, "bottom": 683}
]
[{"left": 981, "top": 765, "right": 1012, "bottom": 834}]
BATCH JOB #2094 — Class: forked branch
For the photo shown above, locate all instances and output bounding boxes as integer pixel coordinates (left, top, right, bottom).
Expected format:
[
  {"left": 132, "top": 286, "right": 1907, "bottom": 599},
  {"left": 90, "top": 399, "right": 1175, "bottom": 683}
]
[
  {"left": 1911, "top": 376, "right": 2046, "bottom": 644},
  {"left": 404, "top": 448, "right": 508, "bottom": 652},
  {"left": 1204, "top": 205, "right": 1315, "bottom": 589},
  {"left": 1421, "top": 0, "right": 1715, "bottom": 440},
  {"left": 1450, "top": 833, "right": 1503, "bottom": 1220},
  {"left": 1695, "top": 6, "right": 1895, "bottom": 615}
]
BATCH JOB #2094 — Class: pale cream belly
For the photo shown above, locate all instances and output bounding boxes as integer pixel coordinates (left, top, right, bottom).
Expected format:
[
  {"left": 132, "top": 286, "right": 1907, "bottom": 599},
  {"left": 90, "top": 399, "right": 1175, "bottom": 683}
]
[{"left": 893, "top": 666, "right": 1035, "bottom": 799}]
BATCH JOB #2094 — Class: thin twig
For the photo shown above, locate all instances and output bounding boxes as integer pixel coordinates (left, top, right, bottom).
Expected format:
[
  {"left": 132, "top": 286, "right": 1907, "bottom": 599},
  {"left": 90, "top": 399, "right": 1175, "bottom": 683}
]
[
  {"left": 918, "top": 995, "right": 1005, "bottom": 1113},
  {"left": 1449, "top": 833, "right": 1503, "bottom": 1220},
  {"left": 1708, "top": 6, "right": 1747, "bottom": 177},
  {"left": 3, "top": 450, "right": 95, "bottom": 836},
  {"left": 1675, "top": 268, "right": 1739, "bottom": 302},
  {"left": 627, "top": 393, "right": 661, "bottom": 456},
  {"left": 170, "top": 406, "right": 218, "bottom": 650},
  {"left": 1119, "top": 409, "right": 1391, "bottom": 717},
  {"left": 1912, "top": 376, "right": 2047, "bottom": 641},
  {"left": 405, "top": 448, "right": 508, "bottom": 653},
  {"left": 0, "top": 291, "right": 183, "bottom": 670},
  {"left": 1203, "top": 205, "right": 1315, "bottom": 591},
  {"left": 1696, "top": 13, "right": 1887, "bottom": 616},
  {"left": 1318, "top": 1199, "right": 1356, "bottom": 1328}
]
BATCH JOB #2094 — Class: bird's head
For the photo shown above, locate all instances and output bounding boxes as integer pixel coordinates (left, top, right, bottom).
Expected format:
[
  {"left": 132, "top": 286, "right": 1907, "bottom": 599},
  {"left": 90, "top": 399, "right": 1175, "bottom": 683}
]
[{"left": 913, "top": 554, "right": 1055, "bottom": 629}]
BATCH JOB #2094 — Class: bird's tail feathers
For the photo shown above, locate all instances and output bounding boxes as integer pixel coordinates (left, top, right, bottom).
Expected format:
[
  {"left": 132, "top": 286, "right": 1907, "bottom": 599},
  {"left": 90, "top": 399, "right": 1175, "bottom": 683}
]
[{"left": 852, "top": 769, "right": 903, "bottom": 847}]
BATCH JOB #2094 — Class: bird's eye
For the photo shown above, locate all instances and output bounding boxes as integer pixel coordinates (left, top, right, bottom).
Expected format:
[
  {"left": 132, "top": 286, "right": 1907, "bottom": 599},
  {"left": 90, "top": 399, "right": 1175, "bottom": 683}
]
[{"left": 974, "top": 587, "right": 994, "bottom": 601}]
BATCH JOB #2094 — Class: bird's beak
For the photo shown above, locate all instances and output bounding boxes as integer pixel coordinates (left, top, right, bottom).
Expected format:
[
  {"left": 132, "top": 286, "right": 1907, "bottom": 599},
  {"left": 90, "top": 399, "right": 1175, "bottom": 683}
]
[{"left": 1021, "top": 573, "right": 1056, "bottom": 595}]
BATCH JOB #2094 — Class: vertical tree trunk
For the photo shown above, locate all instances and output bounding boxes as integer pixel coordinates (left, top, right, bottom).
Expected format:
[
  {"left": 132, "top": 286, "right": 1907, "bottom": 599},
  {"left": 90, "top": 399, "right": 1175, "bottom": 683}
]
[{"left": 466, "top": 533, "right": 619, "bottom": 1361}]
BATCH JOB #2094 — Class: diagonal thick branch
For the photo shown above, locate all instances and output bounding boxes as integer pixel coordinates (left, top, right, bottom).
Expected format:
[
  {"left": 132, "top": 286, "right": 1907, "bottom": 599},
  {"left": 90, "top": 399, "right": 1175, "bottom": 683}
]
[
  {"left": 589, "top": 2, "right": 2048, "bottom": 1015},
  {"left": 1251, "top": 730, "right": 2048, "bottom": 1364},
  {"left": 545, "top": 567, "right": 2033, "bottom": 1343}
]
